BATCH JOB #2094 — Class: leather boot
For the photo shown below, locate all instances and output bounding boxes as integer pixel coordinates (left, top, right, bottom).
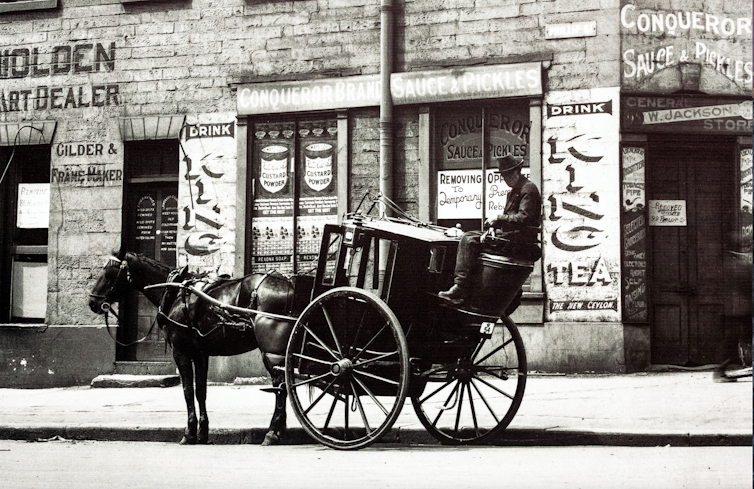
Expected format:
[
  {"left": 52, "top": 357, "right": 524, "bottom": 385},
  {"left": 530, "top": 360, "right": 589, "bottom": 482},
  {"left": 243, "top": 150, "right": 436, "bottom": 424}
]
[{"left": 438, "top": 284, "right": 467, "bottom": 306}]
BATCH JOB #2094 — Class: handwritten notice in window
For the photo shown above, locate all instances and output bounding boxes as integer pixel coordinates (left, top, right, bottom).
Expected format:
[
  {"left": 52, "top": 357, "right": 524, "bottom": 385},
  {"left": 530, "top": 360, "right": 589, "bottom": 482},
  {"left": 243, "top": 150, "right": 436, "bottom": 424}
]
[
  {"left": 17, "top": 183, "right": 49, "bottom": 229},
  {"left": 648, "top": 200, "right": 687, "bottom": 226}
]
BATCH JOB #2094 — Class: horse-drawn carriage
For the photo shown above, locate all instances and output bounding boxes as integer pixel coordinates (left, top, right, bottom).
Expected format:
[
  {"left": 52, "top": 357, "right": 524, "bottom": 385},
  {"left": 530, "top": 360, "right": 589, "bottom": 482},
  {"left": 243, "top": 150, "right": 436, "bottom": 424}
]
[{"left": 89, "top": 195, "right": 536, "bottom": 450}]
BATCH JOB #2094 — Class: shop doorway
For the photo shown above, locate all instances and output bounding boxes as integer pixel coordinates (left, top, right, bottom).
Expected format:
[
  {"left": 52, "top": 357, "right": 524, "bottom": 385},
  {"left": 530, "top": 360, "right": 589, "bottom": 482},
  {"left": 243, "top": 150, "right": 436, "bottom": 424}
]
[
  {"left": 120, "top": 140, "right": 178, "bottom": 362},
  {"left": 647, "top": 136, "right": 738, "bottom": 365}
]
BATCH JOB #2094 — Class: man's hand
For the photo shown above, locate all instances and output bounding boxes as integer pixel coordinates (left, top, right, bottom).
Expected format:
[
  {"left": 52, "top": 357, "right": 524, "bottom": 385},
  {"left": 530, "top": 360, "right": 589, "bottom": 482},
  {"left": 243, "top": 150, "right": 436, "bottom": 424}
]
[{"left": 484, "top": 215, "right": 503, "bottom": 228}]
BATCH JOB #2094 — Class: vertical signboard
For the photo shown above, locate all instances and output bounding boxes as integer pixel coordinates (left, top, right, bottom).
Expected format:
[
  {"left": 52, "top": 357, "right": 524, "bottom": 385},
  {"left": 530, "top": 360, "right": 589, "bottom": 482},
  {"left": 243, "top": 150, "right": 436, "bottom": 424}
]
[
  {"left": 740, "top": 147, "right": 752, "bottom": 243},
  {"left": 160, "top": 195, "right": 178, "bottom": 267},
  {"left": 543, "top": 87, "right": 622, "bottom": 321},
  {"left": 179, "top": 114, "right": 238, "bottom": 274},
  {"left": 296, "top": 121, "right": 339, "bottom": 272},
  {"left": 621, "top": 147, "right": 648, "bottom": 322},
  {"left": 252, "top": 123, "right": 295, "bottom": 274}
]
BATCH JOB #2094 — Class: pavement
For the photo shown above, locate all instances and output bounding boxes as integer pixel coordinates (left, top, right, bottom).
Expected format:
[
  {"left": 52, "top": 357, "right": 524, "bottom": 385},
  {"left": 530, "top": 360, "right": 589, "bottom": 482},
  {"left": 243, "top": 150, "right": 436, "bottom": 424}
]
[{"left": 0, "top": 370, "right": 750, "bottom": 447}]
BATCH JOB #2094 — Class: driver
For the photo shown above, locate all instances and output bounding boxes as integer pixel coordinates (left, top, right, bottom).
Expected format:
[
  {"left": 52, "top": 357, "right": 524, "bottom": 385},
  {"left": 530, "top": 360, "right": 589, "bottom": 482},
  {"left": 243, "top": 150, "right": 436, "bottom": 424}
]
[{"left": 438, "top": 155, "right": 542, "bottom": 306}]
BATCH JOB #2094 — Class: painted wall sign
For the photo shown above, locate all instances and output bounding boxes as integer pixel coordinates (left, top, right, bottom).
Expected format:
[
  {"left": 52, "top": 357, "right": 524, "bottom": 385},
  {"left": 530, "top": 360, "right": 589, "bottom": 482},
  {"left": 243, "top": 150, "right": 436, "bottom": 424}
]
[
  {"left": 237, "top": 62, "right": 543, "bottom": 115},
  {"left": 622, "top": 95, "right": 753, "bottom": 134},
  {"left": 50, "top": 164, "right": 123, "bottom": 187},
  {"left": 545, "top": 21, "right": 597, "bottom": 39},
  {"left": 178, "top": 114, "right": 237, "bottom": 275},
  {"left": 648, "top": 199, "right": 687, "bottom": 226},
  {"left": 16, "top": 183, "right": 49, "bottom": 229},
  {"left": 543, "top": 87, "right": 621, "bottom": 322},
  {"left": 0, "top": 85, "right": 120, "bottom": 112},
  {"left": 186, "top": 123, "right": 235, "bottom": 140},
  {"left": 620, "top": 1, "right": 752, "bottom": 95},
  {"left": 621, "top": 147, "right": 648, "bottom": 322}
]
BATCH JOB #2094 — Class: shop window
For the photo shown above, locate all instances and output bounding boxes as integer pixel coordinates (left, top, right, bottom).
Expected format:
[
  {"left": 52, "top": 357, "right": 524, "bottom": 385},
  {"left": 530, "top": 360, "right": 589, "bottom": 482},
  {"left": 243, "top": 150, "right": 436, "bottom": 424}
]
[
  {"left": 0, "top": 0, "right": 56, "bottom": 13},
  {"left": 249, "top": 118, "right": 339, "bottom": 274},
  {"left": 0, "top": 145, "right": 50, "bottom": 323},
  {"left": 435, "top": 101, "right": 532, "bottom": 231}
]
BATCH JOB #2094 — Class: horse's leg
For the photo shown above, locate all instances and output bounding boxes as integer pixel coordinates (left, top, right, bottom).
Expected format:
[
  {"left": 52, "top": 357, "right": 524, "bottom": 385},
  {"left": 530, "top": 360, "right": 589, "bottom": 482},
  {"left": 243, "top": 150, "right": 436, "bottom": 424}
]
[
  {"left": 194, "top": 352, "right": 210, "bottom": 444},
  {"left": 173, "top": 349, "right": 198, "bottom": 445},
  {"left": 262, "top": 353, "right": 287, "bottom": 446}
]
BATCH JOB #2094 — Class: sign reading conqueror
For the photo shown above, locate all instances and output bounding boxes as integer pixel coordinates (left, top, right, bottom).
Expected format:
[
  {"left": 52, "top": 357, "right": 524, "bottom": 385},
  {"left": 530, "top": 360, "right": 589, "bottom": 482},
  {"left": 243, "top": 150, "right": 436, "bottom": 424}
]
[{"left": 237, "top": 62, "right": 543, "bottom": 115}]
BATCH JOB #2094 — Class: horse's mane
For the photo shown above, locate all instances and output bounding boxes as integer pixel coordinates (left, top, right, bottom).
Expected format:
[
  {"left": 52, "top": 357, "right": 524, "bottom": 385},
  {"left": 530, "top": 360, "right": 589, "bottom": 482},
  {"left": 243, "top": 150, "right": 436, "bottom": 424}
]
[{"left": 126, "top": 252, "right": 174, "bottom": 274}]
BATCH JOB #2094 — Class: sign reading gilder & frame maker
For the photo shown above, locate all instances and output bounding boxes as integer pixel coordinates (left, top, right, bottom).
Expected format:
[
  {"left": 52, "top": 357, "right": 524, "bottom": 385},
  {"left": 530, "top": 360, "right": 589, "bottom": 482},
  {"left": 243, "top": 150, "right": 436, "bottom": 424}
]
[{"left": 237, "top": 63, "right": 543, "bottom": 115}]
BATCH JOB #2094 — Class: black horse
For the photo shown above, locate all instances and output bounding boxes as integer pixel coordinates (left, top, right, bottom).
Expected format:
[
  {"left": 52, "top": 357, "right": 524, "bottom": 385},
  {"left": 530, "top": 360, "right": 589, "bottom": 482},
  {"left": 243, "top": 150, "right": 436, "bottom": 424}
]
[{"left": 88, "top": 250, "right": 312, "bottom": 445}]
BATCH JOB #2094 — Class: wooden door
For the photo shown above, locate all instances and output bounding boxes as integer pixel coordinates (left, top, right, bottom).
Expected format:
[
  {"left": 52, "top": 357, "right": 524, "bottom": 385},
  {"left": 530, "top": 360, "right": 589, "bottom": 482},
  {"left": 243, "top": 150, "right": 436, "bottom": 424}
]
[
  {"left": 121, "top": 184, "right": 178, "bottom": 361},
  {"left": 648, "top": 138, "right": 736, "bottom": 365}
]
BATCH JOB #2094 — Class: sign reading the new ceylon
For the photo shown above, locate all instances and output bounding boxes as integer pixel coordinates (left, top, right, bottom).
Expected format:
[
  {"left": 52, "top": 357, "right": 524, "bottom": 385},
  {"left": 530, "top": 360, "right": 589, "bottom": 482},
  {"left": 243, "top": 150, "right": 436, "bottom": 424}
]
[{"left": 237, "top": 63, "right": 543, "bottom": 115}]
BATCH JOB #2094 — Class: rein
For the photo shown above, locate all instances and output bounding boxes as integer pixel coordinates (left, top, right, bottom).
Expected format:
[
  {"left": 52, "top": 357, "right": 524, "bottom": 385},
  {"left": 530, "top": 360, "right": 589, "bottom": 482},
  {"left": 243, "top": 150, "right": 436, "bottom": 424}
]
[{"left": 90, "top": 255, "right": 162, "bottom": 347}]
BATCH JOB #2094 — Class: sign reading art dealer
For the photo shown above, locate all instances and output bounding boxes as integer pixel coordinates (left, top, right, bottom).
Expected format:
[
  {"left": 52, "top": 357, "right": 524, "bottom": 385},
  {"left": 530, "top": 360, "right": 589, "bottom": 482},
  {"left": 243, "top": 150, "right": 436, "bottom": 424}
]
[{"left": 237, "top": 63, "right": 543, "bottom": 115}]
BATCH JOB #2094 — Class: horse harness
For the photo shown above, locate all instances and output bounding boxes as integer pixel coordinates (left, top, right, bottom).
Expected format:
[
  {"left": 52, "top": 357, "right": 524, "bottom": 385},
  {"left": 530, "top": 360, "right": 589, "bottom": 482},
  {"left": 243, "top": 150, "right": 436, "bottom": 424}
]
[{"left": 156, "top": 269, "right": 298, "bottom": 338}]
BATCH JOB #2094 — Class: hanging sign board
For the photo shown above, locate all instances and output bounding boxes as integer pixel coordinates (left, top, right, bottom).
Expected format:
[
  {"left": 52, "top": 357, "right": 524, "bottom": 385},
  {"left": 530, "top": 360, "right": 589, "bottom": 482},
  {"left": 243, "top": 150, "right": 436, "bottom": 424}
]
[{"left": 648, "top": 200, "right": 687, "bottom": 226}]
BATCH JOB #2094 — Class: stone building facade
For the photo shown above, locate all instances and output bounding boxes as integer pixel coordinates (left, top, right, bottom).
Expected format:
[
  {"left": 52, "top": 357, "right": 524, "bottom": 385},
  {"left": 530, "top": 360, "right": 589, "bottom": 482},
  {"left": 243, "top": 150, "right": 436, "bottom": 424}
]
[{"left": 0, "top": 0, "right": 749, "bottom": 386}]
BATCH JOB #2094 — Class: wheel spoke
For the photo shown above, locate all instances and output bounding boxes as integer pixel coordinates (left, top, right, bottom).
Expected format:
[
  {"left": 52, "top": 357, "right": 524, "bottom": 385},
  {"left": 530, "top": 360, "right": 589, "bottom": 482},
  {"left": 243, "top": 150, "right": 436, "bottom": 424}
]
[
  {"left": 354, "top": 349, "right": 398, "bottom": 368},
  {"left": 323, "top": 394, "right": 338, "bottom": 430},
  {"left": 350, "top": 381, "right": 372, "bottom": 433},
  {"left": 470, "top": 378, "right": 500, "bottom": 424},
  {"left": 321, "top": 304, "right": 344, "bottom": 357},
  {"left": 352, "top": 323, "right": 389, "bottom": 363},
  {"left": 418, "top": 378, "right": 454, "bottom": 404},
  {"left": 303, "top": 324, "right": 341, "bottom": 361},
  {"left": 352, "top": 374, "right": 390, "bottom": 416},
  {"left": 474, "top": 374, "right": 515, "bottom": 400},
  {"left": 432, "top": 381, "right": 460, "bottom": 426},
  {"left": 474, "top": 336, "right": 514, "bottom": 366},
  {"left": 302, "top": 377, "right": 340, "bottom": 415},
  {"left": 466, "top": 381, "right": 480, "bottom": 437},
  {"left": 353, "top": 368, "right": 399, "bottom": 386},
  {"left": 477, "top": 366, "right": 518, "bottom": 381},
  {"left": 454, "top": 381, "right": 465, "bottom": 433},
  {"left": 292, "top": 370, "right": 334, "bottom": 389},
  {"left": 292, "top": 352, "right": 333, "bottom": 366}
]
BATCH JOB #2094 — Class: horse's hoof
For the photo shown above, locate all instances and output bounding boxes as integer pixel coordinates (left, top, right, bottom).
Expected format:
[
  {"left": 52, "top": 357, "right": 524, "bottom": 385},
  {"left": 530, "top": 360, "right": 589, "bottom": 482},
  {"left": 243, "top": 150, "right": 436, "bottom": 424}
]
[
  {"left": 179, "top": 436, "right": 196, "bottom": 445},
  {"left": 262, "top": 432, "right": 280, "bottom": 446}
]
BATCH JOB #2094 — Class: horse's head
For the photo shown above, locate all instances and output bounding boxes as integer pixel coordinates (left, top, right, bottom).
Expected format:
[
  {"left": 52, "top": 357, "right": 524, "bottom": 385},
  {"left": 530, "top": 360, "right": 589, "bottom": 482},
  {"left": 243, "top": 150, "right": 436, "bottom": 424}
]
[{"left": 88, "top": 253, "right": 132, "bottom": 315}]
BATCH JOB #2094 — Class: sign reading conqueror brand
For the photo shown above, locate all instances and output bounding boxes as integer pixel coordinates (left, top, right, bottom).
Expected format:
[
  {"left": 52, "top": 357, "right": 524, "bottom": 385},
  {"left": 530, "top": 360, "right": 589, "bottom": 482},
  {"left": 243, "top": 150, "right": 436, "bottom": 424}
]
[{"left": 237, "top": 62, "right": 543, "bottom": 115}]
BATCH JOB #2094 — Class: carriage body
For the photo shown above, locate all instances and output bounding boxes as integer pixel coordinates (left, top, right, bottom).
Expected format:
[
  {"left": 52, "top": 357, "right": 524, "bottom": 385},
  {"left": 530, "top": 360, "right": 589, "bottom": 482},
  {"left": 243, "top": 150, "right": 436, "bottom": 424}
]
[{"left": 285, "top": 215, "right": 532, "bottom": 449}]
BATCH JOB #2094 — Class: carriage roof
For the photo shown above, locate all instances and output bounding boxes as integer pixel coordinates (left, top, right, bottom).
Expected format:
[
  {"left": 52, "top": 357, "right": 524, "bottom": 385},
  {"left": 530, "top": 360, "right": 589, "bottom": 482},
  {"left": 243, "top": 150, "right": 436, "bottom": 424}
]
[{"left": 343, "top": 216, "right": 461, "bottom": 246}]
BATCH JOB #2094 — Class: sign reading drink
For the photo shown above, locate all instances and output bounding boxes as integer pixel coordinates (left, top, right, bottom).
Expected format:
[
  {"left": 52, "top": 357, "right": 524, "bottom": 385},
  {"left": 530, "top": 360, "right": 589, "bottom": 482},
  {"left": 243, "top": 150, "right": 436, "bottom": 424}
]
[{"left": 237, "top": 63, "right": 543, "bottom": 115}]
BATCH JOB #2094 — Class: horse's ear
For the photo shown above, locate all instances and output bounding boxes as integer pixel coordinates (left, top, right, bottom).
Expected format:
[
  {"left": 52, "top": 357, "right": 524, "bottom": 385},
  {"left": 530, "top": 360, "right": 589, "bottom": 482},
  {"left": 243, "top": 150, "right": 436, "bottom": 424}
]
[{"left": 113, "top": 245, "right": 125, "bottom": 260}]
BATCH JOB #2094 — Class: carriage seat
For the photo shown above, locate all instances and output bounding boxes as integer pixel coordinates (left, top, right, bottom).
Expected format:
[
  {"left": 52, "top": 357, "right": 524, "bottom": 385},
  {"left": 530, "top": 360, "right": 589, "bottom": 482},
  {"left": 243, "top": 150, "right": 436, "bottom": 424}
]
[{"left": 479, "top": 227, "right": 541, "bottom": 264}]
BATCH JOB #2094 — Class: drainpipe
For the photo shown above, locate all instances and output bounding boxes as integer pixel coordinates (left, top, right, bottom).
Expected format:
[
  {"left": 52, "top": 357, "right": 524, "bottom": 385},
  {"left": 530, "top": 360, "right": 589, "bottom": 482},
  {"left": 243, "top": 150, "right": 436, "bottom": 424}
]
[
  {"left": 378, "top": 0, "right": 394, "bottom": 287},
  {"left": 379, "top": 0, "right": 393, "bottom": 217}
]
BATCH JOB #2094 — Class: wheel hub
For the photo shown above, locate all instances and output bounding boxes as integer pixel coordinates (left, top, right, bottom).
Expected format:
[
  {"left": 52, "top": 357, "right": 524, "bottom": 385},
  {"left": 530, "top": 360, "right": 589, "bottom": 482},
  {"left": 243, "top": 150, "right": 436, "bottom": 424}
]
[{"left": 331, "top": 358, "right": 354, "bottom": 376}]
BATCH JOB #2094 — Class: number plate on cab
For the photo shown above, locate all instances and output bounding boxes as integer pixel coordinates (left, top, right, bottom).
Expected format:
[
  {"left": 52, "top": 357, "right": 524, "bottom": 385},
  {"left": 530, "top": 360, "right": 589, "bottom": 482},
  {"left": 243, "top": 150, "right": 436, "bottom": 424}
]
[{"left": 479, "top": 322, "right": 495, "bottom": 338}]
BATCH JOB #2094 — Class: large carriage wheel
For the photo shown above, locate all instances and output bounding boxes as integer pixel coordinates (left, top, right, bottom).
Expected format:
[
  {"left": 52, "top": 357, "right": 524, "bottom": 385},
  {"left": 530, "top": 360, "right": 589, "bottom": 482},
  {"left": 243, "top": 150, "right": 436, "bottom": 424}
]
[
  {"left": 285, "top": 287, "right": 409, "bottom": 450},
  {"left": 411, "top": 315, "right": 527, "bottom": 445}
]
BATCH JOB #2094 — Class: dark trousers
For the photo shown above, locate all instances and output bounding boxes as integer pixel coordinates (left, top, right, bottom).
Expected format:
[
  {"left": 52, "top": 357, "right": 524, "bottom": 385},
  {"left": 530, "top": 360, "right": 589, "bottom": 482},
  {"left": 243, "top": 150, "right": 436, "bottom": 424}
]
[{"left": 453, "top": 231, "right": 483, "bottom": 288}]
